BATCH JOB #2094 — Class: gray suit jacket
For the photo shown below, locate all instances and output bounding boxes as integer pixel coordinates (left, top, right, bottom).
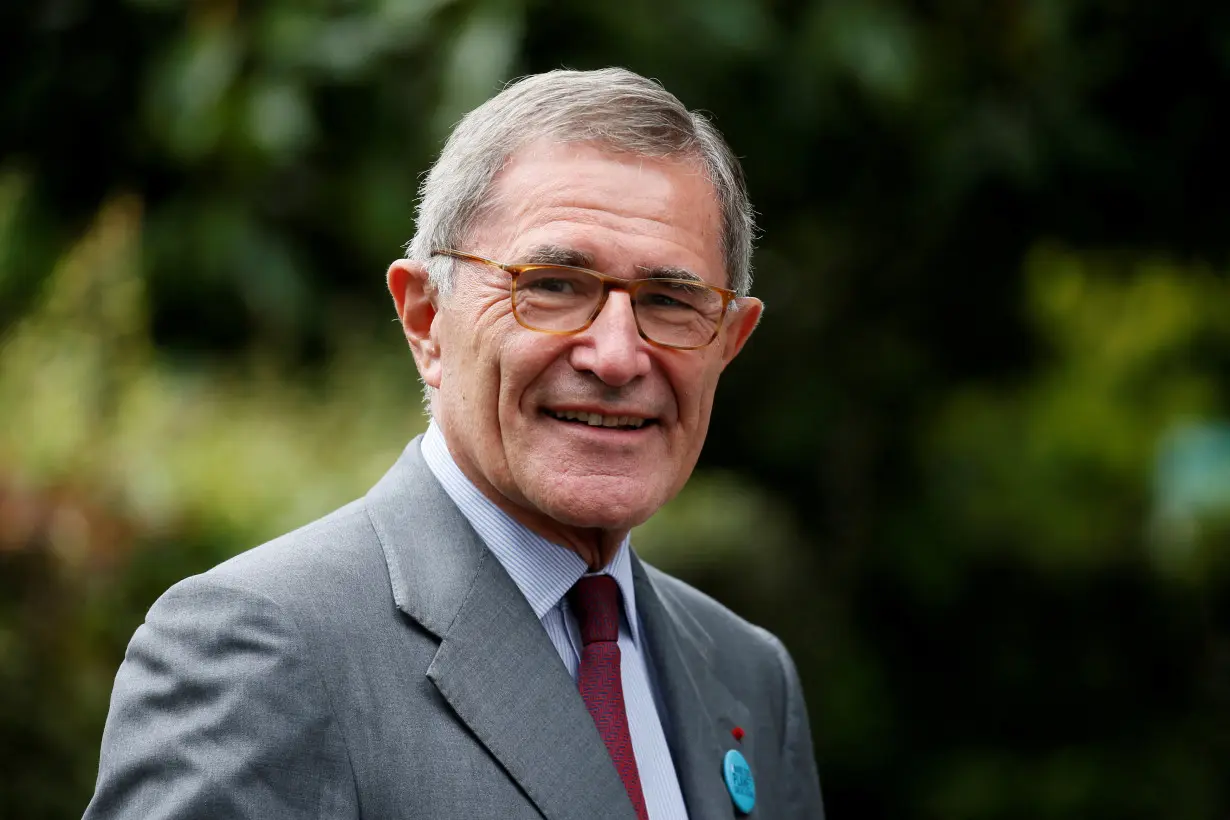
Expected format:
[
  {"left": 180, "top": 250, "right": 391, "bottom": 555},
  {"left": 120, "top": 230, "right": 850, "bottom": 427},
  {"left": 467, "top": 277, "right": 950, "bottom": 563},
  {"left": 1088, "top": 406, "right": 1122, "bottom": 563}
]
[{"left": 84, "top": 437, "right": 824, "bottom": 819}]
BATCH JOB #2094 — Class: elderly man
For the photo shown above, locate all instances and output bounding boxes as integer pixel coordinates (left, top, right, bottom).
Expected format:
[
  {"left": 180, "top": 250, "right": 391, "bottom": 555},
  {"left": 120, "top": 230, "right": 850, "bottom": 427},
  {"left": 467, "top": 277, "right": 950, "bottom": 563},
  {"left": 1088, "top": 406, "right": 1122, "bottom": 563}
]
[{"left": 84, "top": 68, "right": 824, "bottom": 819}]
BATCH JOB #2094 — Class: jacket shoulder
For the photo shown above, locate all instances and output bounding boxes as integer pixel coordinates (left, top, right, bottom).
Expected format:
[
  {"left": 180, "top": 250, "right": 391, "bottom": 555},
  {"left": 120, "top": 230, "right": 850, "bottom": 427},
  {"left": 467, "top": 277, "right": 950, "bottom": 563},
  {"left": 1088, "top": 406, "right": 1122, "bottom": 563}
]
[
  {"left": 641, "top": 561, "right": 790, "bottom": 668},
  {"left": 190, "top": 498, "right": 383, "bottom": 604}
]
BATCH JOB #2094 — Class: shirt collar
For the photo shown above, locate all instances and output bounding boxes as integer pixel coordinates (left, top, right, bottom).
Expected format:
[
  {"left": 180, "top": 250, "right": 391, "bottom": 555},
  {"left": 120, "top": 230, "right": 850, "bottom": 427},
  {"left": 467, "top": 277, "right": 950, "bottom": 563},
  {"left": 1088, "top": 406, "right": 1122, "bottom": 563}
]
[{"left": 420, "top": 422, "right": 640, "bottom": 646}]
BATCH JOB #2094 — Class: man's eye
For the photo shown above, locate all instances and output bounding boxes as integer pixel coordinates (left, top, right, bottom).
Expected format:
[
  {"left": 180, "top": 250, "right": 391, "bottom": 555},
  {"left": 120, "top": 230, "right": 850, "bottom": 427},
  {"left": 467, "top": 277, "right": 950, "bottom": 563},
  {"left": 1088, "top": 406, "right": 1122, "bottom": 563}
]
[
  {"left": 643, "top": 293, "right": 688, "bottom": 309},
  {"left": 526, "top": 277, "right": 576, "bottom": 294},
  {"left": 643, "top": 282, "right": 709, "bottom": 310}
]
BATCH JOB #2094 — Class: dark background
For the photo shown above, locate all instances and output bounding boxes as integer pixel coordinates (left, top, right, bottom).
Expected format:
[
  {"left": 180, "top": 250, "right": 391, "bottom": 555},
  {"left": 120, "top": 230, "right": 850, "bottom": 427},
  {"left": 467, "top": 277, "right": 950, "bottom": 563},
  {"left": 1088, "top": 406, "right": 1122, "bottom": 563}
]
[{"left": 2, "top": 1, "right": 1229, "bottom": 817}]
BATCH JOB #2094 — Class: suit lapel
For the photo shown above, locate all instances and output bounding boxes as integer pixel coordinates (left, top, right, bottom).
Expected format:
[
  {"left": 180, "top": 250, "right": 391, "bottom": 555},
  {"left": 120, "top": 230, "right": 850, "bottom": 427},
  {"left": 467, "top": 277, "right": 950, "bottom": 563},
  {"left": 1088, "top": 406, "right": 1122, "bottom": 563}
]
[
  {"left": 633, "top": 555, "right": 752, "bottom": 820},
  {"left": 366, "top": 438, "right": 636, "bottom": 820}
]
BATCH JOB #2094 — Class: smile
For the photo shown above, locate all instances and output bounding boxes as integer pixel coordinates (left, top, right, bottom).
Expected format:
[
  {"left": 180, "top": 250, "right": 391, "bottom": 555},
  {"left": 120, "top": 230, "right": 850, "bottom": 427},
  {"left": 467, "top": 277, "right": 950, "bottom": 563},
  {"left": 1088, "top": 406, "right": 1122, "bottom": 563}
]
[{"left": 544, "top": 409, "right": 654, "bottom": 430}]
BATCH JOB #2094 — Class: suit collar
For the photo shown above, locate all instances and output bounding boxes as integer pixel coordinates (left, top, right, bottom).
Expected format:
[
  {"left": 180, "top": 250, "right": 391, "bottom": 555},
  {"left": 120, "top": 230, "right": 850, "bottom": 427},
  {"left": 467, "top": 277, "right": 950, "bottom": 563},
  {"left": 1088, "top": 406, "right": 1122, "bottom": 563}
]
[
  {"left": 365, "top": 438, "right": 752, "bottom": 819},
  {"left": 364, "top": 436, "right": 483, "bottom": 639},
  {"left": 365, "top": 437, "right": 638, "bottom": 820},
  {"left": 633, "top": 554, "right": 752, "bottom": 819}
]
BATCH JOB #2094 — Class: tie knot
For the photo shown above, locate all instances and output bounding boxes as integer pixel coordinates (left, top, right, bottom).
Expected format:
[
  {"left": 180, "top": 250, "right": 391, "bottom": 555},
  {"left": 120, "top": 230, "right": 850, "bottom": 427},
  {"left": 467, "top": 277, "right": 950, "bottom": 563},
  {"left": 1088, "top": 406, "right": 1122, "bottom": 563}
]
[{"left": 568, "top": 575, "right": 622, "bottom": 645}]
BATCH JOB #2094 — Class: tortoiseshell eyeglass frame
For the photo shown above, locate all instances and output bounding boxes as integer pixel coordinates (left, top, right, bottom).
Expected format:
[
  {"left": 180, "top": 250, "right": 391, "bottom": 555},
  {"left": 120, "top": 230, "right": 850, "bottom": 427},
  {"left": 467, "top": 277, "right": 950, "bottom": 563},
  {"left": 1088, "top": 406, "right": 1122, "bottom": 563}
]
[{"left": 431, "top": 248, "right": 738, "bottom": 351}]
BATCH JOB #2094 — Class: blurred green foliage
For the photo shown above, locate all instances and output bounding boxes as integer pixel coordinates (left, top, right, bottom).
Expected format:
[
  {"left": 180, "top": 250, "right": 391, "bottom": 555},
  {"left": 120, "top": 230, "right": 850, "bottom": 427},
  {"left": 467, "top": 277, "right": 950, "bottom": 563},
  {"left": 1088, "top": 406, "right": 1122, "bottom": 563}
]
[{"left": 2, "top": 0, "right": 1228, "bottom": 818}]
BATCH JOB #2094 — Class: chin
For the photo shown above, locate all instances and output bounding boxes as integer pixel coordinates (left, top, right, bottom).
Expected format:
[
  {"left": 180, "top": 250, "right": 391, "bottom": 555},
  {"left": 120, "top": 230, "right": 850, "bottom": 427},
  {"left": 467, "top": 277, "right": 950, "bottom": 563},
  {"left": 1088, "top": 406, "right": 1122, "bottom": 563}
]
[{"left": 530, "top": 477, "right": 665, "bottom": 531}]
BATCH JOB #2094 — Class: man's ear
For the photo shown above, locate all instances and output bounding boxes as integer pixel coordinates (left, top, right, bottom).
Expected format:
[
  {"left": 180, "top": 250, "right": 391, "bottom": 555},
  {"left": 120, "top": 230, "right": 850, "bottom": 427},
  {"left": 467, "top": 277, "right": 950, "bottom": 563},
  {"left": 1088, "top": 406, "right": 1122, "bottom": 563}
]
[
  {"left": 720, "top": 296, "right": 763, "bottom": 367},
  {"left": 387, "top": 259, "right": 442, "bottom": 389}
]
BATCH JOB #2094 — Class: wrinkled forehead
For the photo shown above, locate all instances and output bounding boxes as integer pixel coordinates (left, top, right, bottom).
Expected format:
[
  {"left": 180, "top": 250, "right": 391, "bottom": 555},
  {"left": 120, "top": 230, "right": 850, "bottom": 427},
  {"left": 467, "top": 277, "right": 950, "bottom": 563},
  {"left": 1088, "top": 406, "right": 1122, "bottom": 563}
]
[{"left": 467, "top": 140, "right": 726, "bottom": 284}]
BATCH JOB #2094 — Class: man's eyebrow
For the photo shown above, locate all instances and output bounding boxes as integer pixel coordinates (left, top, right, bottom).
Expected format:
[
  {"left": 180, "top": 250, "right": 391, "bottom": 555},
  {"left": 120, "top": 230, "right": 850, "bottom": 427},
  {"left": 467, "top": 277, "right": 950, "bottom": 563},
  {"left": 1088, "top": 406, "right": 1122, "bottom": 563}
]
[
  {"left": 521, "top": 244, "right": 705, "bottom": 283},
  {"left": 635, "top": 264, "right": 704, "bottom": 283},
  {"left": 522, "top": 244, "right": 595, "bottom": 268}
]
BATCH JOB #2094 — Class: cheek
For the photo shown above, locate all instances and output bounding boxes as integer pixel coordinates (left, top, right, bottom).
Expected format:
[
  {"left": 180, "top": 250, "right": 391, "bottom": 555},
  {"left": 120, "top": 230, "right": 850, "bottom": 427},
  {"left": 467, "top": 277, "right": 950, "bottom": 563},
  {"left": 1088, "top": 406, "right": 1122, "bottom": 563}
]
[
  {"left": 667, "top": 358, "right": 724, "bottom": 424},
  {"left": 437, "top": 321, "right": 504, "bottom": 429},
  {"left": 498, "top": 340, "right": 572, "bottom": 413}
]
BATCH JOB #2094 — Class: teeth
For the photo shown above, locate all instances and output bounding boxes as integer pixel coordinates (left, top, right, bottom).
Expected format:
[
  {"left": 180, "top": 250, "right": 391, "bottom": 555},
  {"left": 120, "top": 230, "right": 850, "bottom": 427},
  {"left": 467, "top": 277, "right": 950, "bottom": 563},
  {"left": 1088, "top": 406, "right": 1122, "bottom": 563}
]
[{"left": 549, "top": 410, "right": 647, "bottom": 429}]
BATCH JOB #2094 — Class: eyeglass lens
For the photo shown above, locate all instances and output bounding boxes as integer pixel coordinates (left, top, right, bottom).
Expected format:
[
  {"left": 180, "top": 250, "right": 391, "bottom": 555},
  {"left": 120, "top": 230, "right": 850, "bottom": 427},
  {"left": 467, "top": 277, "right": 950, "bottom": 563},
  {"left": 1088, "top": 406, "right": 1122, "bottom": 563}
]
[{"left": 513, "top": 266, "right": 724, "bottom": 347}]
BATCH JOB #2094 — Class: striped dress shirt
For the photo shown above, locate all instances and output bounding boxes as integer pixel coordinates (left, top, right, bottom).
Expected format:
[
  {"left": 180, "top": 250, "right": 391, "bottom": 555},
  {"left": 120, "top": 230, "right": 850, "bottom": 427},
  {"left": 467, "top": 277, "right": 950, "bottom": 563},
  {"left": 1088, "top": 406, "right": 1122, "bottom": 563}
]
[{"left": 422, "top": 423, "right": 689, "bottom": 819}]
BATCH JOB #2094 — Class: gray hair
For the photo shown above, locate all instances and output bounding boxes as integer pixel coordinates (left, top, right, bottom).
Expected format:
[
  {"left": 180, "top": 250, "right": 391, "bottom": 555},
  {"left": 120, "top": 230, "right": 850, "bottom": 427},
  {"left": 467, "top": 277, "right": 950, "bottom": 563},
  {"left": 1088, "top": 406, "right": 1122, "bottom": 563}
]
[{"left": 405, "top": 67, "right": 756, "bottom": 297}]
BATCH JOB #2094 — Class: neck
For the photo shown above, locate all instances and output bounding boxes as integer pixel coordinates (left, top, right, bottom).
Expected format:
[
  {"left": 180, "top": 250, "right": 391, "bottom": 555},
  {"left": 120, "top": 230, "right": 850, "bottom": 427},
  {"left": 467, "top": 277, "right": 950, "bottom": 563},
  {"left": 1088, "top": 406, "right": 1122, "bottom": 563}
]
[
  {"left": 487, "top": 491, "right": 628, "bottom": 571},
  {"left": 433, "top": 426, "right": 629, "bottom": 571},
  {"left": 554, "top": 528, "right": 627, "bottom": 573}
]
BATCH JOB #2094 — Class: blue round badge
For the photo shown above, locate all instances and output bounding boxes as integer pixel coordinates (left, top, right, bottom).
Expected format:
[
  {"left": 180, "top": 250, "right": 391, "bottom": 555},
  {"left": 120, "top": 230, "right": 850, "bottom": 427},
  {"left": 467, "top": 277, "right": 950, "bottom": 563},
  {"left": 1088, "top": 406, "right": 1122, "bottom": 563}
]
[{"left": 722, "top": 748, "right": 756, "bottom": 814}]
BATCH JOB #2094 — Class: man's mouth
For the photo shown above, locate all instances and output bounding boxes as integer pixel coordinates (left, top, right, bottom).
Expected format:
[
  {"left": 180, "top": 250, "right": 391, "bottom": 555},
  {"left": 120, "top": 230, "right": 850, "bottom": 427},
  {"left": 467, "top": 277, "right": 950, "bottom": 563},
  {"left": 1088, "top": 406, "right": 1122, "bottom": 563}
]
[{"left": 543, "top": 409, "right": 655, "bottom": 430}]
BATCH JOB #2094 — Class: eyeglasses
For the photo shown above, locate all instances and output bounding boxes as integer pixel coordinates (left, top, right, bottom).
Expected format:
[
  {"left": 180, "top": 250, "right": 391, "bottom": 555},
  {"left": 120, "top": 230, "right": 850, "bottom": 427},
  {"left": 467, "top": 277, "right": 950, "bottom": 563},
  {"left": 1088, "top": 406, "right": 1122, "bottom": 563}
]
[{"left": 431, "top": 249, "right": 738, "bottom": 350}]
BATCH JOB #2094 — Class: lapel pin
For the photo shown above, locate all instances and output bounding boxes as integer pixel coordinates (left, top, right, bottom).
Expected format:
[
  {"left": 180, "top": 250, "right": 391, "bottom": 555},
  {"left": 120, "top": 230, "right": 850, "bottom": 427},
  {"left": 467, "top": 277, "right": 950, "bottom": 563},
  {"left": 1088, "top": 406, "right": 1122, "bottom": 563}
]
[{"left": 722, "top": 748, "right": 755, "bottom": 814}]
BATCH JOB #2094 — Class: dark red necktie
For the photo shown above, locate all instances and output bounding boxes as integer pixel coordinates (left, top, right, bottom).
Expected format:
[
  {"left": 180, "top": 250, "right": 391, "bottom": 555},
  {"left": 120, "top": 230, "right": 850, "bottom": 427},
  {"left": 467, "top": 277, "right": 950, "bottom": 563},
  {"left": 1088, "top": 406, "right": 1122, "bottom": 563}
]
[{"left": 568, "top": 575, "right": 650, "bottom": 820}]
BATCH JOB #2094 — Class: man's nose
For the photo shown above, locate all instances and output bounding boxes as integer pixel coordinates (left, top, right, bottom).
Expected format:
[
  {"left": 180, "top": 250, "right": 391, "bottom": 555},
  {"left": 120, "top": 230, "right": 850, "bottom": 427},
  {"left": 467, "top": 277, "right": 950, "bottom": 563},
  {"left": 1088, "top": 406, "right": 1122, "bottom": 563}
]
[{"left": 568, "top": 290, "right": 652, "bottom": 387}]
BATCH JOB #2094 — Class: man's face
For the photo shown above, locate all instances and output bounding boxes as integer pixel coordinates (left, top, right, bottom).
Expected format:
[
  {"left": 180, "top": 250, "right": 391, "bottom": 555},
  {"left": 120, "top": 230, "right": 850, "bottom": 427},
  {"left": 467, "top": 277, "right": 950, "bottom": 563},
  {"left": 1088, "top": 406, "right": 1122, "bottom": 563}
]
[{"left": 396, "top": 140, "right": 761, "bottom": 537}]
